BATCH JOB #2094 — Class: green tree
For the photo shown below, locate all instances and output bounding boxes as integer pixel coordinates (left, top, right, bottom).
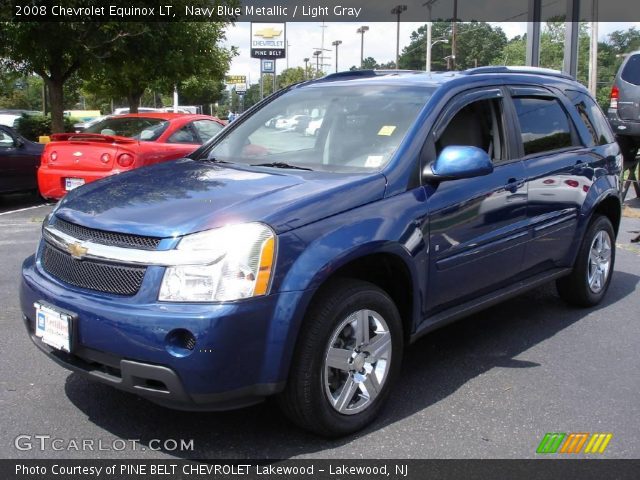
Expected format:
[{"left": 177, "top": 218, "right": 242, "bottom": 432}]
[
  {"left": 277, "top": 67, "right": 306, "bottom": 88},
  {"left": 180, "top": 76, "right": 226, "bottom": 108},
  {"left": 349, "top": 56, "right": 381, "bottom": 70},
  {"left": 0, "top": 20, "right": 129, "bottom": 132},
  {"left": 398, "top": 22, "right": 507, "bottom": 71},
  {"left": 83, "top": 22, "right": 235, "bottom": 114}
]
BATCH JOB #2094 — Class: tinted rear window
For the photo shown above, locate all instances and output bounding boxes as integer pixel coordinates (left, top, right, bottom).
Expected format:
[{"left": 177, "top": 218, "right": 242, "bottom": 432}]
[
  {"left": 566, "top": 90, "right": 615, "bottom": 146},
  {"left": 621, "top": 54, "right": 640, "bottom": 85},
  {"left": 85, "top": 117, "right": 169, "bottom": 141},
  {"left": 513, "top": 97, "right": 575, "bottom": 156}
]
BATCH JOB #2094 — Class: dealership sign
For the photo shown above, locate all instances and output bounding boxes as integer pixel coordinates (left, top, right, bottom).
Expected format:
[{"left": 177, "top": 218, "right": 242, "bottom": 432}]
[
  {"left": 251, "top": 23, "right": 286, "bottom": 59},
  {"left": 225, "top": 75, "right": 247, "bottom": 84}
]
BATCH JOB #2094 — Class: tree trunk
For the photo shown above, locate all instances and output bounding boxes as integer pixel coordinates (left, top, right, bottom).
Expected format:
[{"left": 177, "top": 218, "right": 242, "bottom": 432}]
[
  {"left": 127, "top": 92, "right": 144, "bottom": 113},
  {"left": 45, "top": 77, "right": 65, "bottom": 134}
]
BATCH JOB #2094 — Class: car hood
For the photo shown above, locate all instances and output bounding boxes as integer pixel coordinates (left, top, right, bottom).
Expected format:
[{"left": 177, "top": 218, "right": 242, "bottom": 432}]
[{"left": 54, "top": 158, "right": 387, "bottom": 237}]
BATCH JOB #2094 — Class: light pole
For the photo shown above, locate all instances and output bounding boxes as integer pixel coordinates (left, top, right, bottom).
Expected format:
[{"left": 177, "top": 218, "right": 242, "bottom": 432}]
[
  {"left": 429, "top": 38, "right": 448, "bottom": 71},
  {"left": 303, "top": 57, "right": 310, "bottom": 79},
  {"left": 356, "top": 26, "right": 369, "bottom": 68},
  {"left": 391, "top": 5, "right": 407, "bottom": 70},
  {"left": 423, "top": 0, "right": 439, "bottom": 72},
  {"left": 313, "top": 50, "right": 322, "bottom": 77},
  {"left": 332, "top": 40, "right": 342, "bottom": 73}
]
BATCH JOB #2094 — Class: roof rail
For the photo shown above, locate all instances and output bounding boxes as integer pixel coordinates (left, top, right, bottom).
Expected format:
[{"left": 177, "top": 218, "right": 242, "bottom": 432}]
[
  {"left": 464, "top": 66, "right": 573, "bottom": 80},
  {"left": 316, "top": 69, "right": 423, "bottom": 82}
]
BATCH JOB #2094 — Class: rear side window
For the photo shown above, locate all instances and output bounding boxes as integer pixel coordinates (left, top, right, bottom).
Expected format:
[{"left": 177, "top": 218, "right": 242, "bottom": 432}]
[
  {"left": 565, "top": 90, "right": 615, "bottom": 146},
  {"left": 513, "top": 97, "right": 575, "bottom": 156},
  {"left": 621, "top": 54, "right": 640, "bottom": 86},
  {"left": 193, "top": 119, "right": 223, "bottom": 143}
]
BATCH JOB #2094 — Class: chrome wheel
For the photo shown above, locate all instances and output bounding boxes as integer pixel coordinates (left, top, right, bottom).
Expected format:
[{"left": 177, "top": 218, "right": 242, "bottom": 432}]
[
  {"left": 587, "top": 230, "right": 612, "bottom": 294},
  {"left": 323, "top": 309, "right": 392, "bottom": 415}
]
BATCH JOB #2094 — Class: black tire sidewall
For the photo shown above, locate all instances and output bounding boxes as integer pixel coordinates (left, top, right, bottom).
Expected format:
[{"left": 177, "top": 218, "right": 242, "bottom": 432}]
[
  {"left": 291, "top": 280, "right": 403, "bottom": 436},
  {"left": 574, "top": 216, "right": 616, "bottom": 305}
]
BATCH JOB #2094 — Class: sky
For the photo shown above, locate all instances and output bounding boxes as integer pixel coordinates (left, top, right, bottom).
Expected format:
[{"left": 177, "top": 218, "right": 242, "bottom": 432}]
[{"left": 221, "top": 22, "right": 640, "bottom": 84}]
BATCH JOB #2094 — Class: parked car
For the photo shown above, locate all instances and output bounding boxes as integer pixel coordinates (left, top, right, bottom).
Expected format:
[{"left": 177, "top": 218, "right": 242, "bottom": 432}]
[
  {"left": 0, "top": 125, "right": 43, "bottom": 194},
  {"left": 305, "top": 117, "right": 323, "bottom": 136},
  {"left": 37, "top": 113, "right": 225, "bottom": 200},
  {"left": 112, "top": 107, "right": 165, "bottom": 115},
  {"left": 73, "top": 115, "right": 111, "bottom": 133},
  {"left": 275, "top": 114, "right": 310, "bottom": 130},
  {"left": 21, "top": 67, "right": 622, "bottom": 437},
  {"left": 0, "top": 110, "right": 41, "bottom": 128},
  {"left": 265, "top": 115, "right": 284, "bottom": 128},
  {"left": 607, "top": 50, "right": 640, "bottom": 190}
]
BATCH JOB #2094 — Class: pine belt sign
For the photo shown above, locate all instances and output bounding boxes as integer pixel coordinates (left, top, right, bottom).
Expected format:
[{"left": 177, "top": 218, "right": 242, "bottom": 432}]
[{"left": 250, "top": 22, "right": 286, "bottom": 59}]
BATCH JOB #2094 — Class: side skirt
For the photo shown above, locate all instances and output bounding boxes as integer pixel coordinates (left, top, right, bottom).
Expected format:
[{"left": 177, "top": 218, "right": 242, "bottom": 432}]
[{"left": 410, "top": 267, "right": 572, "bottom": 344}]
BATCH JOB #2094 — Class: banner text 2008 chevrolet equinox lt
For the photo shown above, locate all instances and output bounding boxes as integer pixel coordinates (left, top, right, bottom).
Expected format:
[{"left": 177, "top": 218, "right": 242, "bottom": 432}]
[{"left": 21, "top": 67, "right": 622, "bottom": 436}]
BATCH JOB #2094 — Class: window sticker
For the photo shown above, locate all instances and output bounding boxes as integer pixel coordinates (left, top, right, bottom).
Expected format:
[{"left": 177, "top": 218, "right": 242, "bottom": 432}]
[{"left": 377, "top": 125, "right": 397, "bottom": 136}]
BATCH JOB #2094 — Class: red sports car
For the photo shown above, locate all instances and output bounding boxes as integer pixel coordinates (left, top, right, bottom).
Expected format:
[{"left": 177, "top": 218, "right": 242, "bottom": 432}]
[{"left": 38, "top": 113, "right": 225, "bottom": 200}]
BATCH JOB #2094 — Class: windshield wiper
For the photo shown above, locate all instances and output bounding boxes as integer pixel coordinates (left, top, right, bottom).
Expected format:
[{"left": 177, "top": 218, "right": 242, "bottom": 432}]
[
  {"left": 200, "top": 157, "right": 232, "bottom": 164},
  {"left": 251, "top": 162, "right": 313, "bottom": 171}
]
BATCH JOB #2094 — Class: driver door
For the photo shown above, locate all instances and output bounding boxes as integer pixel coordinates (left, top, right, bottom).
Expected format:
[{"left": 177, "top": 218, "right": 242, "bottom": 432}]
[{"left": 425, "top": 88, "right": 529, "bottom": 315}]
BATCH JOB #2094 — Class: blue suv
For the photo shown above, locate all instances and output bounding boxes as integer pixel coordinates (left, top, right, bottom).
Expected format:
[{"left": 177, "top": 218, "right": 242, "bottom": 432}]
[{"left": 20, "top": 67, "right": 622, "bottom": 436}]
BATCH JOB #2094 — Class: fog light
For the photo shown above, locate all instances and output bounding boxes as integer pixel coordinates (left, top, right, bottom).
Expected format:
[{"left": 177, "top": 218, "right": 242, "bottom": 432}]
[{"left": 165, "top": 329, "right": 196, "bottom": 358}]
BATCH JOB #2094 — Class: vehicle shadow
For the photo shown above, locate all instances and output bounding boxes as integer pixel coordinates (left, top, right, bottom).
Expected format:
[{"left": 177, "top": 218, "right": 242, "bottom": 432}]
[
  {"left": 63, "top": 271, "right": 640, "bottom": 459},
  {"left": 0, "top": 191, "right": 48, "bottom": 214}
]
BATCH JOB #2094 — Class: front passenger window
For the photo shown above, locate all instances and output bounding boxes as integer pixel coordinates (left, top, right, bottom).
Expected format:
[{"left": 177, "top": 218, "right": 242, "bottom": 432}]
[{"left": 437, "top": 98, "right": 505, "bottom": 162}]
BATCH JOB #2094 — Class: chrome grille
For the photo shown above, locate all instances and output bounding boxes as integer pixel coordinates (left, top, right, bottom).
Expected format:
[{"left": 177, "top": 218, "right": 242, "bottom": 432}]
[
  {"left": 53, "top": 218, "right": 161, "bottom": 250},
  {"left": 42, "top": 243, "right": 146, "bottom": 296}
]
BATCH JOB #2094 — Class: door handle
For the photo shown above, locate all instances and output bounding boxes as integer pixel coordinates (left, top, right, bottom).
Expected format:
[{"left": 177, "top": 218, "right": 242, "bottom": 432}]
[{"left": 505, "top": 178, "right": 524, "bottom": 193}]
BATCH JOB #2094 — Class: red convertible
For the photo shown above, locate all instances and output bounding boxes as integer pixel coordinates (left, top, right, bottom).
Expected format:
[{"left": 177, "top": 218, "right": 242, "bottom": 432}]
[{"left": 38, "top": 113, "right": 225, "bottom": 200}]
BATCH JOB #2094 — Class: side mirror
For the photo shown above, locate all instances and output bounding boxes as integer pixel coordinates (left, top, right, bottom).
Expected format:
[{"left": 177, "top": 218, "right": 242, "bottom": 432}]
[{"left": 423, "top": 146, "right": 493, "bottom": 182}]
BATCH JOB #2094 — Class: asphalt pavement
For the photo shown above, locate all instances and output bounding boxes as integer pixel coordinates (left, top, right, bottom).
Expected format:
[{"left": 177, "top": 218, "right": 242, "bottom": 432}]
[{"left": 0, "top": 196, "right": 638, "bottom": 460}]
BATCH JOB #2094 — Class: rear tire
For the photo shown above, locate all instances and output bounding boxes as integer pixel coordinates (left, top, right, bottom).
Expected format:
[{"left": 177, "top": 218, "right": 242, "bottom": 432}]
[
  {"left": 557, "top": 215, "right": 615, "bottom": 307},
  {"left": 277, "top": 278, "right": 403, "bottom": 437}
]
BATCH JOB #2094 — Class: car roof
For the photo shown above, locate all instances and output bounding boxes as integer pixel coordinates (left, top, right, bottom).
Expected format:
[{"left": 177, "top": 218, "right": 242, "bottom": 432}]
[
  {"left": 302, "top": 66, "right": 580, "bottom": 90},
  {"left": 111, "top": 113, "right": 216, "bottom": 121}
]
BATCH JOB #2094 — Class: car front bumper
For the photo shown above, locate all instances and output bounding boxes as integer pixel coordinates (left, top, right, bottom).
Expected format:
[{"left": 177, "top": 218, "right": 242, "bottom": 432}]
[{"left": 20, "top": 254, "right": 306, "bottom": 411}]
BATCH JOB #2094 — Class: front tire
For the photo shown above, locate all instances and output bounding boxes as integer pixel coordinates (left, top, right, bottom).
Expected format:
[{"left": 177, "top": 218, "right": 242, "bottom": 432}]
[
  {"left": 277, "top": 279, "right": 403, "bottom": 437},
  {"left": 557, "top": 215, "right": 615, "bottom": 307}
]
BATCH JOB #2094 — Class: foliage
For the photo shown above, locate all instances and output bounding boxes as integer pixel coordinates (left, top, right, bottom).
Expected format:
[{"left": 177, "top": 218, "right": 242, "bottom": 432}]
[
  {"left": 0, "top": 16, "right": 131, "bottom": 132},
  {"left": 14, "top": 114, "right": 75, "bottom": 141},
  {"left": 180, "top": 76, "right": 226, "bottom": 107},
  {"left": 82, "top": 20, "right": 236, "bottom": 113},
  {"left": 398, "top": 22, "right": 507, "bottom": 71}
]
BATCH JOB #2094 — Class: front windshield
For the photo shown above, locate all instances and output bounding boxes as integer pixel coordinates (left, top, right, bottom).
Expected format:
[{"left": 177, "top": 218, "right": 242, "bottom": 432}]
[
  {"left": 84, "top": 117, "right": 169, "bottom": 141},
  {"left": 205, "top": 84, "right": 433, "bottom": 172}
]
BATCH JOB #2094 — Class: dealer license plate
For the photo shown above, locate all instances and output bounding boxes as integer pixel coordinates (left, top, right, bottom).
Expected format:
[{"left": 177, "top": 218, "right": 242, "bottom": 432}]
[
  {"left": 65, "top": 178, "right": 85, "bottom": 191},
  {"left": 34, "top": 303, "right": 72, "bottom": 352}
]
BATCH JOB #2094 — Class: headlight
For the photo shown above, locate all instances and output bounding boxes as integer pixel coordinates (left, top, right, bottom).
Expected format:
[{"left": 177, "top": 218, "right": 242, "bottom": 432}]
[{"left": 159, "top": 223, "right": 276, "bottom": 302}]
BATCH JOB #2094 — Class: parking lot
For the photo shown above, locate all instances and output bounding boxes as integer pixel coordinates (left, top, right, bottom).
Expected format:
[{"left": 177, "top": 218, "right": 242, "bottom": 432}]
[{"left": 1, "top": 194, "right": 639, "bottom": 460}]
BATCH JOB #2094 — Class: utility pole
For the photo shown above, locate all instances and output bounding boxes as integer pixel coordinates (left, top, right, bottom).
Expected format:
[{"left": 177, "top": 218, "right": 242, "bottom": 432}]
[
  {"left": 286, "top": 41, "right": 291, "bottom": 70},
  {"left": 332, "top": 40, "right": 342, "bottom": 73},
  {"left": 304, "top": 58, "right": 309, "bottom": 79},
  {"left": 391, "top": 5, "right": 408, "bottom": 69},
  {"left": 423, "top": 0, "right": 439, "bottom": 72},
  {"left": 357, "top": 26, "right": 369, "bottom": 68},
  {"left": 451, "top": 0, "right": 457, "bottom": 69},
  {"left": 588, "top": 0, "right": 599, "bottom": 95}
]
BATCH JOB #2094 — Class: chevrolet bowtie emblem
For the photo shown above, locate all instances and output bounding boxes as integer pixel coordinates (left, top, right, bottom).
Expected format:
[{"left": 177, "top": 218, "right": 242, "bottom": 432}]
[
  {"left": 68, "top": 242, "right": 88, "bottom": 260},
  {"left": 255, "top": 27, "right": 282, "bottom": 38}
]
